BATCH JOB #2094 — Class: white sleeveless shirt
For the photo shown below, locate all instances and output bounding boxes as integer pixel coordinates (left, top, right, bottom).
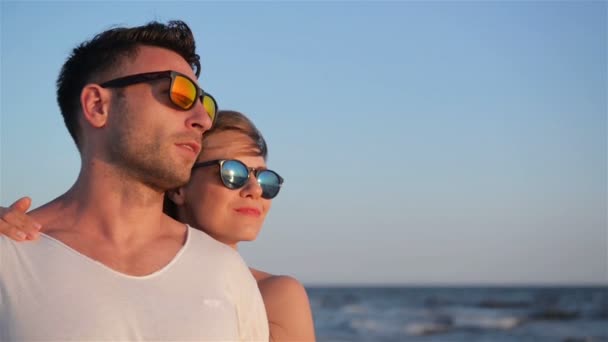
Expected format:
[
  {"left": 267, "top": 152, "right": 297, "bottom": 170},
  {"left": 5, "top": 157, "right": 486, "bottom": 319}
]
[{"left": 0, "top": 226, "right": 269, "bottom": 341}]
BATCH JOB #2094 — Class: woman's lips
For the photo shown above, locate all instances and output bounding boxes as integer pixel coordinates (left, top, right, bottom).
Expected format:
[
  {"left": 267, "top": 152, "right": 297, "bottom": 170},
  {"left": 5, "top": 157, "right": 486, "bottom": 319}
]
[{"left": 234, "top": 207, "right": 261, "bottom": 217}]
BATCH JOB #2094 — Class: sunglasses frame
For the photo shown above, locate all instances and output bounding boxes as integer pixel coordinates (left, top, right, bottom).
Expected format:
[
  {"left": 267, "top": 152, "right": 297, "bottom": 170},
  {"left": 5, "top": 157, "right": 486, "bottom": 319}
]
[
  {"left": 192, "top": 159, "right": 284, "bottom": 199},
  {"left": 99, "top": 70, "right": 217, "bottom": 124}
]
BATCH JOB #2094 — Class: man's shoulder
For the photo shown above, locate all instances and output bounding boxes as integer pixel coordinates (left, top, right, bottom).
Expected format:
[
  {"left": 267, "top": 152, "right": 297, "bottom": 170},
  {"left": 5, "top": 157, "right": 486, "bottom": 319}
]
[
  {"left": 184, "top": 227, "right": 257, "bottom": 294},
  {"left": 186, "top": 227, "right": 247, "bottom": 266},
  {"left": 0, "top": 235, "right": 52, "bottom": 275},
  {"left": 0, "top": 234, "right": 47, "bottom": 253},
  {"left": 187, "top": 227, "right": 234, "bottom": 253},
  {"left": 0, "top": 234, "right": 13, "bottom": 245}
]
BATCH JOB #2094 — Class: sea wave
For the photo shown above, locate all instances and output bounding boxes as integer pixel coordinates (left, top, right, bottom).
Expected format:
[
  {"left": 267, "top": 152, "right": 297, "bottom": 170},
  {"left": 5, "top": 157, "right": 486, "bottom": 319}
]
[
  {"left": 404, "top": 315, "right": 525, "bottom": 336},
  {"left": 307, "top": 286, "right": 608, "bottom": 341}
]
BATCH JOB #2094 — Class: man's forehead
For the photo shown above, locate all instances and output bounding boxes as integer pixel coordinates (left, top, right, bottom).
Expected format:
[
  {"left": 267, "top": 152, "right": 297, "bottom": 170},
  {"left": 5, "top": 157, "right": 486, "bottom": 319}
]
[{"left": 122, "top": 45, "right": 197, "bottom": 79}]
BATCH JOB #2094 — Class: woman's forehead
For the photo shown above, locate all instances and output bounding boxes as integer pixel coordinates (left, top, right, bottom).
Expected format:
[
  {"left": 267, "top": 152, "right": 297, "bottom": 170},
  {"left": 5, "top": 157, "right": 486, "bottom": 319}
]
[
  {"left": 203, "top": 130, "right": 251, "bottom": 147},
  {"left": 200, "top": 131, "right": 262, "bottom": 160}
]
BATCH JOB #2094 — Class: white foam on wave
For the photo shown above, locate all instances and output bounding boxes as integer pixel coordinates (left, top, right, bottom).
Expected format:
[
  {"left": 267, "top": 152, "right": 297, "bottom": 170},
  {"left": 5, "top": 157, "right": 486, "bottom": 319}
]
[
  {"left": 342, "top": 304, "right": 367, "bottom": 314},
  {"left": 404, "top": 322, "right": 452, "bottom": 336},
  {"left": 467, "top": 316, "right": 524, "bottom": 329},
  {"left": 404, "top": 314, "right": 525, "bottom": 336},
  {"left": 350, "top": 318, "right": 403, "bottom": 335},
  {"left": 452, "top": 314, "right": 525, "bottom": 330},
  {"left": 350, "top": 318, "right": 385, "bottom": 332}
]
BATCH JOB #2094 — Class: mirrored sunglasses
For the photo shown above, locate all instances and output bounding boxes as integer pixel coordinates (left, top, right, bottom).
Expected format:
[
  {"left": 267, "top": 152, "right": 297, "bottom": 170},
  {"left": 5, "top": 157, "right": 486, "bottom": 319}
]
[{"left": 192, "top": 159, "right": 284, "bottom": 199}]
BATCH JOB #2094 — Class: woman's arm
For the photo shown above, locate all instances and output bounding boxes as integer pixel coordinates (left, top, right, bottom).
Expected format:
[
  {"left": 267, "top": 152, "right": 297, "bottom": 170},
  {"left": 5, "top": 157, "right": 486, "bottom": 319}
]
[{"left": 258, "top": 275, "right": 316, "bottom": 342}]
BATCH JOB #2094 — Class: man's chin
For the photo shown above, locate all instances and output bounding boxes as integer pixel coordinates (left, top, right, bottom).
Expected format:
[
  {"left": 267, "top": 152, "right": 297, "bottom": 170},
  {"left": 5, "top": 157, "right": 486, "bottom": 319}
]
[
  {"left": 144, "top": 170, "right": 191, "bottom": 193},
  {"left": 164, "top": 173, "right": 191, "bottom": 190}
]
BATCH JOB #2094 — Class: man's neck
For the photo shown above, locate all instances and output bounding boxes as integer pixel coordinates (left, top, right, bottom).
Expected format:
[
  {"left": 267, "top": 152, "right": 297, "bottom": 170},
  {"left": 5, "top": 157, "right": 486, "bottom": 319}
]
[
  {"left": 31, "top": 164, "right": 171, "bottom": 245},
  {"left": 28, "top": 165, "right": 188, "bottom": 276}
]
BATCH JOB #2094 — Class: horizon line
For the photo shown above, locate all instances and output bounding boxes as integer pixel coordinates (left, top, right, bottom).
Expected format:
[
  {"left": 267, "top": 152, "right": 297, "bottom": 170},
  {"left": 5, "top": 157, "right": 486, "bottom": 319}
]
[{"left": 302, "top": 282, "right": 608, "bottom": 288}]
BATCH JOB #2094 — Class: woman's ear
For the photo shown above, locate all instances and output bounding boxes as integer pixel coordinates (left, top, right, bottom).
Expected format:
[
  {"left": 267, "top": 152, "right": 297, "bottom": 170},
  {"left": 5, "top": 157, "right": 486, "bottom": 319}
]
[
  {"left": 167, "top": 187, "right": 186, "bottom": 206},
  {"left": 81, "top": 84, "right": 110, "bottom": 128}
]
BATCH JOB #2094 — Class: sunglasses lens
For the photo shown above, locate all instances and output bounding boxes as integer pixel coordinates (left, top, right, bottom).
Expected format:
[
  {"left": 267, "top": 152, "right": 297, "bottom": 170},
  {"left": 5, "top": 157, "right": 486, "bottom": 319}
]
[
  {"left": 202, "top": 94, "right": 217, "bottom": 124},
  {"left": 171, "top": 75, "right": 197, "bottom": 109},
  {"left": 220, "top": 160, "right": 249, "bottom": 189},
  {"left": 258, "top": 170, "right": 282, "bottom": 199}
]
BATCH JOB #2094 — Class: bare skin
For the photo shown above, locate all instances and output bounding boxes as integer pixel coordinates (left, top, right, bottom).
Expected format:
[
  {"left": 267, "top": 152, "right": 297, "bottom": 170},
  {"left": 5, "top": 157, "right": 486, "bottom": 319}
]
[
  {"left": 22, "top": 46, "right": 210, "bottom": 276},
  {"left": 170, "top": 129, "right": 316, "bottom": 341},
  {"left": 0, "top": 197, "right": 42, "bottom": 241},
  {"left": 251, "top": 268, "right": 316, "bottom": 342},
  {"left": 2, "top": 124, "right": 315, "bottom": 340}
]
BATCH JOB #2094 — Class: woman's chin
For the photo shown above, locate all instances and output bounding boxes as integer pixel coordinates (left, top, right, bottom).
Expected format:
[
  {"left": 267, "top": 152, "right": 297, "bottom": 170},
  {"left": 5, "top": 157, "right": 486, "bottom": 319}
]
[
  {"left": 236, "top": 227, "right": 262, "bottom": 243},
  {"left": 212, "top": 228, "right": 261, "bottom": 246},
  {"left": 237, "top": 231, "right": 261, "bottom": 243}
]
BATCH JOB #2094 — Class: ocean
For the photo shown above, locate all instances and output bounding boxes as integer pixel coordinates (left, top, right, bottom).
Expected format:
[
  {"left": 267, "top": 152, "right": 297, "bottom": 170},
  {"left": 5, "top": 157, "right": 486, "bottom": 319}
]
[{"left": 306, "top": 286, "right": 608, "bottom": 342}]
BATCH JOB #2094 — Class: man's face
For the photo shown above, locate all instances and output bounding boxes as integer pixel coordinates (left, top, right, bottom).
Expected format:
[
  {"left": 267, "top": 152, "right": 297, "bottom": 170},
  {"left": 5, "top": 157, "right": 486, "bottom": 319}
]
[{"left": 104, "top": 46, "right": 211, "bottom": 191}]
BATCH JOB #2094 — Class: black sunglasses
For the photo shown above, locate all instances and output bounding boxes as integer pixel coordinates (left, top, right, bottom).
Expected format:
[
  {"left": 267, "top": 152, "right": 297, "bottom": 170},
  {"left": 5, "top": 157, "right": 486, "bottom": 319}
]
[
  {"left": 192, "top": 159, "right": 284, "bottom": 199},
  {"left": 99, "top": 70, "right": 217, "bottom": 124}
]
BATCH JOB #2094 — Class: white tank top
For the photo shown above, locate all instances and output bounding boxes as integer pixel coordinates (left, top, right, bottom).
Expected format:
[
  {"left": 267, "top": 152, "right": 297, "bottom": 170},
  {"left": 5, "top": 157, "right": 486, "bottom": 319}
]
[{"left": 0, "top": 226, "right": 269, "bottom": 341}]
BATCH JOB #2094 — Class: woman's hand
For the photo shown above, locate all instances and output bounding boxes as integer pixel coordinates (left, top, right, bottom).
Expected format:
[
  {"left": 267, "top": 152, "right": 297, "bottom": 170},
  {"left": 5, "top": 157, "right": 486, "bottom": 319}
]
[{"left": 0, "top": 197, "right": 42, "bottom": 241}]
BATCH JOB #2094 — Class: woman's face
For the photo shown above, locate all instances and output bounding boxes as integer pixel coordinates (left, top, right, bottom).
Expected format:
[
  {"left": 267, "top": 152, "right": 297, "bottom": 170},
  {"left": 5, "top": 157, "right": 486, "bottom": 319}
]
[{"left": 174, "top": 130, "right": 272, "bottom": 247}]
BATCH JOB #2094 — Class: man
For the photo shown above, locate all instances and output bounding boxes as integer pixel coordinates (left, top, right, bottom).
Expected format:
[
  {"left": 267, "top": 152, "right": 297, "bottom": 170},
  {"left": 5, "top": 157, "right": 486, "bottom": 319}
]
[{"left": 0, "top": 20, "right": 268, "bottom": 341}]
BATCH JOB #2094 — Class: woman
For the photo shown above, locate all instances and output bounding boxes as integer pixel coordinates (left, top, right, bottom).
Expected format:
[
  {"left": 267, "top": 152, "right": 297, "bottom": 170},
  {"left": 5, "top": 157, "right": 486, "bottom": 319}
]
[{"left": 0, "top": 110, "right": 316, "bottom": 342}]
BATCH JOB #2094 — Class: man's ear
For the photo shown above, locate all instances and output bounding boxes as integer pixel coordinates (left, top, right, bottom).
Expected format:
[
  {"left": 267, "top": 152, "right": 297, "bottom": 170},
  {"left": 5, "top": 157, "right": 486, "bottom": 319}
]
[
  {"left": 167, "top": 187, "right": 187, "bottom": 206},
  {"left": 81, "top": 84, "right": 111, "bottom": 128}
]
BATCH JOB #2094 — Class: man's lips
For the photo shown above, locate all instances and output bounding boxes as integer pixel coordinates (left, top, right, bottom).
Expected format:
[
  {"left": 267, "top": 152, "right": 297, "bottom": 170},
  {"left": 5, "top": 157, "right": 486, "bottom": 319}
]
[
  {"left": 234, "top": 207, "right": 261, "bottom": 217},
  {"left": 176, "top": 141, "right": 201, "bottom": 156}
]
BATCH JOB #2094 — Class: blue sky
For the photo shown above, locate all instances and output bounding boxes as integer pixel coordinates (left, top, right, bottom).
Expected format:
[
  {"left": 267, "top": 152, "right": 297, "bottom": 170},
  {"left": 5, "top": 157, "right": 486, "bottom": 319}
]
[{"left": 1, "top": 1, "right": 606, "bottom": 285}]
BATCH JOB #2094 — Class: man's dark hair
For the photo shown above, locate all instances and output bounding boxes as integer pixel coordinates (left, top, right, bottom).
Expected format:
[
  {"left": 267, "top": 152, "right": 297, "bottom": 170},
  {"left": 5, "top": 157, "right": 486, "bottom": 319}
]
[{"left": 56, "top": 20, "right": 201, "bottom": 149}]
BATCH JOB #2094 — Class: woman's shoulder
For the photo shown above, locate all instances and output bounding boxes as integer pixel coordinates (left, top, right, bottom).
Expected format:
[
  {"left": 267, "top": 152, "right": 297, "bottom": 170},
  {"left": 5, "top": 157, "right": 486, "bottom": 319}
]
[
  {"left": 249, "top": 268, "right": 316, "bottom": 341},
  {"left": 249, "top": 267, "right": 273, "bottom": 282},
  {"left": 250, "top": 268, "right": 307, "bottom": 296}
]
